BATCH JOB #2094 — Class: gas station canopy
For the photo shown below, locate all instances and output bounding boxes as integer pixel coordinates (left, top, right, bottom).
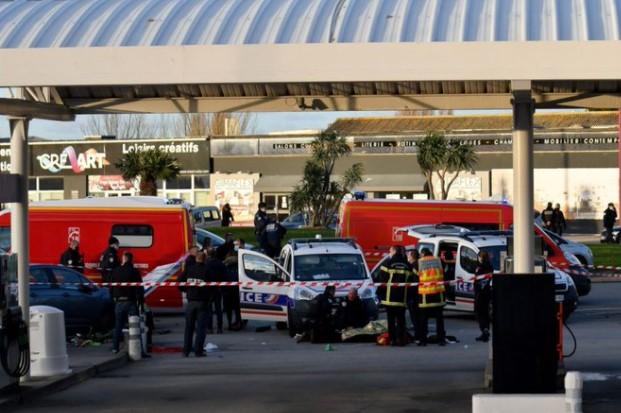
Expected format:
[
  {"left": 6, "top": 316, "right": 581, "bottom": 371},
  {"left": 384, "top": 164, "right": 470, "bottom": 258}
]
[{"left": 1, "top": 0, "right": 621, "bottom": 117}]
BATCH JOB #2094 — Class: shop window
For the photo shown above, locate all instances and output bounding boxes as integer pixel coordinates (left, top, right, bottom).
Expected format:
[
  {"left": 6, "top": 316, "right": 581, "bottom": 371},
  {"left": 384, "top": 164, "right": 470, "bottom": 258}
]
[
  {"left": 195, "top": 192, "right": 210, "bottom": 206},
  {"left": 264, "top": 195, "right": 276, "bottom": 210},
  {"left": 166, "top": 176, "right": 192, "bottom": 189},
  {"left": 194, "top": 175, "right": 210, "bottom": 189},
  {"left": 28, "top": 178, "right": 37, "bottom": 190},
  {"left": 111, "top": 225, "right": 154, "bottom": 248},
  {"left": 39, "top": 177, "right": 64, "bottom": 190}
]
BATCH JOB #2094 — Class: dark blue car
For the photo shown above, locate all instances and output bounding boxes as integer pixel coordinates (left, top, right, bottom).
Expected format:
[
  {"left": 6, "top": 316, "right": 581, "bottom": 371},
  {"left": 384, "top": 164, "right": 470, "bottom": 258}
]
[{"left": 29, "top": 265, "right": 115, "bottom": 333}]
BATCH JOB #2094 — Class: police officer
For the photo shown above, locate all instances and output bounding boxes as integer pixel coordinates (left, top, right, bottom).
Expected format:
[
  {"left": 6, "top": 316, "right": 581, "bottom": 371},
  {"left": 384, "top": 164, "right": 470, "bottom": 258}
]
[
  {"left": 178, "top": 252, "right": 210, "bottom": 357},
  {"left": 553, "top": 204, "right": 567, "bottom": 236},
  {"left": 100, "top": 237, "right": 120, "bottom": 283},
  {"left": 474, "top": 251, "right": 494, "bottom": 342},
  {"left": 406, "top": 249, "right": 421, "bottom": 342},
  {"left": 181, "top": 246, "right": 199, "bottom": 279},
  {"left": 417, "top": 248, "right": 447, "bottom": 346},
  {"left": 60, "top": 240, "right": 84, "bottom": 273},
  {"left": 111, "top": 252, "right": 143, "bottom": 354},
  {"left": 222, "top": 249, "right": 242, "bottom": 331},
  {"left": 541, "top": 202, "right": 555, "bottom": 231},
  {"left": 376, "top": 246, "right": 414, "bottom": 346},
  {"left": 254, "top": 202, "right": 269, "bottom": 243},
  {"left": 205, "top": 248, "right": 227, "bottom": 334},
  {"left": 260, "top": 218, "right": 287, "bottom": 258}
]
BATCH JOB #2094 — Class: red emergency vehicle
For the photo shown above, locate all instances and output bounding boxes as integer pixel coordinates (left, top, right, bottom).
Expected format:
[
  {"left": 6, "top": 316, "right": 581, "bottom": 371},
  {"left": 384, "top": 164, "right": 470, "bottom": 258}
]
[
  {"left": 337, "top": 199, "right": 573, "bottom": 269},
  {"left": 338, "top": 199, "right": 513, "bottom": 267},
  {"left": 0, "top": 197, "right": 193, "bottom": 311}
]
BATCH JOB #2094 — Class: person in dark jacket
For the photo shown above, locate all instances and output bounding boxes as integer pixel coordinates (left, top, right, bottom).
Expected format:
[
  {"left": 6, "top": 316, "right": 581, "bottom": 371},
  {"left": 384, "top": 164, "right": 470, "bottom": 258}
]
[
  {"left": 338, "top": 288, "right": 368, "bottom": 329},
  {"left": 100, "top": 237, "right": 120, "bottom": 283},
  {"left": 474, "top": 251, "right": 494, "bottom": 342},
  {"left": 205, "top": 248, "right": 227, "bottom": 334},
  {"left": 308, "top": 286, "right": 339, "bottom": 343},
  {"left": 221, "top": 203, "right": 234, "bottom": 227},
  {"left": 406, "top": 249, "right": 421, "bottom": 341},
  {"left": 254, "top": 202, "right": 269, "bottom": 243},
  {"left": 60, "top": 240, "right": 84, "bottom": 273},
  {"left": 376, "top": 246, "right": 414, "bottom": 346},
  {"left": 541, "top": 202, "right": 555, "bottom": 231},
  {"left": 111, "top": 252, "right": 143, "bottom": 353},
  {"left": 604, "top": 203, "right": 618, "bottom": 243},
  {"left": 216, "top": 233, "right": 235, "bottom": 261},
  {"left": 222, "top": 250, "right": 242, "bottom": 331},
  {"left": 260, "top": 218, "right": 287, "bottom": 258},
  {"left": 181, "top": 246, "right": 199, "bottom": 279},
  {"left": 178, "top": 252, "right": 210, "bottom": 357},
  {"left": 553, "top": 204, "right": 567, "bottom": 236}
]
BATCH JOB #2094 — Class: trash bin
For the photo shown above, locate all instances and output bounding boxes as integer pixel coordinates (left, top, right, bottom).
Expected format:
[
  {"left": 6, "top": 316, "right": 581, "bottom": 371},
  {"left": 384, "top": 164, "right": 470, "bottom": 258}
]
[{"left": 29, "top": 306, "right": 71, "bottom": 377}]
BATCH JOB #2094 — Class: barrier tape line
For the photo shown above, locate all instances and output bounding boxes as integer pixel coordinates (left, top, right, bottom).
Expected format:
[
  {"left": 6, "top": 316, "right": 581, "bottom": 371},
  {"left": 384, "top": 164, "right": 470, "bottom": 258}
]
[{"left": 29, "top": 274, "right": 492, "bottom": 289}]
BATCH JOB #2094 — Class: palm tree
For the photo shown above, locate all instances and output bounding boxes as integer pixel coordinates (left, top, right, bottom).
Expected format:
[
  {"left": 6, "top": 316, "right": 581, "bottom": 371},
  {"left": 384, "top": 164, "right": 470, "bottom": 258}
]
[
  {"left": 290, "top": 130, "right": 363, "bottom": 226},
  {"left": 115, "top": 149, "right": 181, "bottom": 196},
  {"left": 417, "top": 132, "right": 478, "bottom": 200}
]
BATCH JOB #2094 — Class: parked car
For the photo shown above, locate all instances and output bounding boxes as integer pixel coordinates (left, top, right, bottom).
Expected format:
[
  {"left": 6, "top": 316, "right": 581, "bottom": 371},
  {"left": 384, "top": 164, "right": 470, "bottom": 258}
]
[
  {"left": 281, "top": 212, "right": 338, "bottom": 230},
  {"left": 600, "top": 226, "right": 621, "bottom": 243},
  {"left": 542, "top": 228, "right": 594, "bottom": 266},
  {"left": 191, "top": 206, "right": 222, "bottom": 228},
  {"left": 29, "top": 265, "right": 114, "bottom": 334},
  {"left": 194, "top": 228, "right": 254, "bottom": 250}
]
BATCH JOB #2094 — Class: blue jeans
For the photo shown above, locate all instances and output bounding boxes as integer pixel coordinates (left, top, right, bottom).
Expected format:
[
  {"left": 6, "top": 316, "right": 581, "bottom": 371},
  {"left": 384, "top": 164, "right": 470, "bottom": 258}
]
[{"left": 113, "top": 301, "right": 138, "bottom": 352}]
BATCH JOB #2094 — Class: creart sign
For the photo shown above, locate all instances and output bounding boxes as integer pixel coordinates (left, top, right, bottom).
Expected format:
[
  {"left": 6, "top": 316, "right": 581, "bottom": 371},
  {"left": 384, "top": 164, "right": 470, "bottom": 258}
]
[
  {"left": 0, "top": 138, "right": 209, "bottom": 176},
  {"left": 36, "top": 146, "right": 109, "bottom": 174}
]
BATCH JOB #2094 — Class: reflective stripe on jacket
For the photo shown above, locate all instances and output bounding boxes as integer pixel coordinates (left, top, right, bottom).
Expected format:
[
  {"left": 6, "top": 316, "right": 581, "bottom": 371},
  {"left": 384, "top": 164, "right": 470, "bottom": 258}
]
[
  {"left": 418, "top": 256, "right": 446, "bottom": 308},
  {"left": 376, "top": 259, "right": 414, "bottom": 308}
]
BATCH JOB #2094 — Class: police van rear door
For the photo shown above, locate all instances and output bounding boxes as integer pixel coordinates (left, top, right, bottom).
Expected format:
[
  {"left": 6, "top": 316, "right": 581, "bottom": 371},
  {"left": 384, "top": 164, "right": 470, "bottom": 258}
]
[{"left": 237, "top": 249, "right": 290, "bottom": 323}]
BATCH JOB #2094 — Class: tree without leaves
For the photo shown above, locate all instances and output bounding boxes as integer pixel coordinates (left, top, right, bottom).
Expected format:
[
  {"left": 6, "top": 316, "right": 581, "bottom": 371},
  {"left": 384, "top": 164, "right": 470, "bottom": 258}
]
[
  {"left": 79, "top": 114, "right": 156, "bottom": 139},
  {"left": 417, "top": 132, "right": 478, "bottom": 200},
  {"left": 290, "top": 131, "right": 363, "bottom": 227},
  {"left": 115, "top": 148, "right": 181, "bottom": 196}
]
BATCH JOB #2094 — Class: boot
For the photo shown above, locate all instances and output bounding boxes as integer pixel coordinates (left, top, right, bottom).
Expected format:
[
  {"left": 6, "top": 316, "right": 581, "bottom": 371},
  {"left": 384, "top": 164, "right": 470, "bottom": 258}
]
[{"left": 475, "top": 329, "right": 490, "bottom": 342}]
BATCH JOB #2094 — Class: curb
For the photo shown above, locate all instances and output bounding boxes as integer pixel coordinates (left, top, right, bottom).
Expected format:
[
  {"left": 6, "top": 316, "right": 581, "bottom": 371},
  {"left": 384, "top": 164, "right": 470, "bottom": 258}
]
[{"left": 0, "top": 352, "right": 129, "bottom": 411}]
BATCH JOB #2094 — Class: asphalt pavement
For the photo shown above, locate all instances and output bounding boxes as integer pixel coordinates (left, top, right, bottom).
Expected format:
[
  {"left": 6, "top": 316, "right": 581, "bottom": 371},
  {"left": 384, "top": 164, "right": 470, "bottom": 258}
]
[{"left": 9, "top": 283, "right": 621, "bottom": 413}]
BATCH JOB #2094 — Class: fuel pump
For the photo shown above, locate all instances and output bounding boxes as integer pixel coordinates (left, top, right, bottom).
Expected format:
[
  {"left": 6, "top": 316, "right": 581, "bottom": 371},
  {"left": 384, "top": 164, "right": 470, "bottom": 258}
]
[{"left": 0, "top": 253, "right": 29, "bottom": 387}]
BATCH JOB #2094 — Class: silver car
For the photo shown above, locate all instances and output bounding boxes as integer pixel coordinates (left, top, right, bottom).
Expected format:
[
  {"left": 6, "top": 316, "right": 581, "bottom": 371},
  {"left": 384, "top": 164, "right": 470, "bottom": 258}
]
[{"left": 542, "top": 228, "right": 594, "bottom": 266}]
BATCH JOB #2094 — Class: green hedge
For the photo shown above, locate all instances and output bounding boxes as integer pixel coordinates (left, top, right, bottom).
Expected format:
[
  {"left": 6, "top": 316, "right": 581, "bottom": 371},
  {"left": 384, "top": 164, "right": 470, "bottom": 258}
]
[
  {"left": 587, "top": 243, "right": 621, "bottom": 267},
  {"left": 208, "top": 227, "right": 336, "bottom": 245}
]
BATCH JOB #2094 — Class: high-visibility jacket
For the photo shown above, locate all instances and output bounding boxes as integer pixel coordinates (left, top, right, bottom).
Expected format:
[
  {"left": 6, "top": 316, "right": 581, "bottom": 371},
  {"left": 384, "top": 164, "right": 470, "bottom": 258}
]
[
  {"left": 418, "top": 256, "right": 446, "bottom": 308},
  {"left": 376, "top": 257, "right": 414, "bottom": 308}
]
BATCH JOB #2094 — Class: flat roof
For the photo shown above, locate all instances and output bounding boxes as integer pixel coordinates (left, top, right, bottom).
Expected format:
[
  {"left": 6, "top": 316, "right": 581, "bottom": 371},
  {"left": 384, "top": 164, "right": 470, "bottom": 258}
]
[{"left": 1, "top": 0, "right": 621, "bottom": 116}]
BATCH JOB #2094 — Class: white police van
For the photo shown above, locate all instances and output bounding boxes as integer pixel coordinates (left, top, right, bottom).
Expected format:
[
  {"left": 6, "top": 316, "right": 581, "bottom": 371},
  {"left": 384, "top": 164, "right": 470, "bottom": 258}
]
[
  {"left": 237, "top": 238, "right": 378, "bottom": 336},
  {"left": 370, "top": 225, "right": 578, "bottom": 318}
]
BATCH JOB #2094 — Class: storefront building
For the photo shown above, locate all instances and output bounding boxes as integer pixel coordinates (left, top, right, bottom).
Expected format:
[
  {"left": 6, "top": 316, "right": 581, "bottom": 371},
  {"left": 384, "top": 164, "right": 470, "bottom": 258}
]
[
  {"left": 211, "top": 112, "right": 619, "bottom": 226},
  {"left": 0, "top": 137, "right": 210, "bottom": 205},
  {"left": 1, "top": 112, "right": 619, "bottom": 228}
]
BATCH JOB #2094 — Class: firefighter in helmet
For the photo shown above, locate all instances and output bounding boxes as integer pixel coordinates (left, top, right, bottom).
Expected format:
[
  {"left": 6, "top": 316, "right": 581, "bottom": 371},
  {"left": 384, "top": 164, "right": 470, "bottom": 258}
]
[{"left": 417, "top": 248, "right": 447, "bottom": 346}]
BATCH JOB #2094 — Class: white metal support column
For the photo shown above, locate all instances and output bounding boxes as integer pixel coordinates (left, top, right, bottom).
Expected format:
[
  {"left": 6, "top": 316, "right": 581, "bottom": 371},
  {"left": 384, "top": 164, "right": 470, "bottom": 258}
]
[
  {"left": 9, "top": 117, "right": 30, "bottom": 327},
  {"left": 511, "top": 81, "right": 535, "bottom": 273}
]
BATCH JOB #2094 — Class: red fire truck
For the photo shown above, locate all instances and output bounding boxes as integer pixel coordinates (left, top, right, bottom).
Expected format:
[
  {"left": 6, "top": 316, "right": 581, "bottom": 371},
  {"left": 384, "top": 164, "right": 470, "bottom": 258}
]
[{"left": 0, "top": 197, "right": 193, "bottom": 311}]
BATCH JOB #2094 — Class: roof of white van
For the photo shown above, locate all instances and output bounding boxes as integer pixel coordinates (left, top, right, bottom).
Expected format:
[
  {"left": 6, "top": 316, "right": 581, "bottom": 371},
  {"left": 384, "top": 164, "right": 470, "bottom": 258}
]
[{"left": 30, "top": 197, "right": 187, "bottom": 210}]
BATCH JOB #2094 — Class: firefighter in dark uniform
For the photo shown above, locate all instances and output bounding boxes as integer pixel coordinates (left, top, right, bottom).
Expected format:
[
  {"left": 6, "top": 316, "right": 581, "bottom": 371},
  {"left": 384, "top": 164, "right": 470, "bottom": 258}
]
[
  {"left": 376, "top": 246, "right": 414, "bottom": 346},
  {"left": 111, "top": 252, "right": 143, "bottom": 354},
  {"left": 60, "top": 240, "right": 84, "bottom": 273},
  {"left": 254, "top": 202, "right": 269, "bottom": 243},
  {"left": 100, "top": 237, "right": 120, "bottom": 283},
  {"left": 178, "top": 251, "right": 210, "bottom": 357},
  {"left": 260, "top": 218, "right": 287, "bottom": 258}
]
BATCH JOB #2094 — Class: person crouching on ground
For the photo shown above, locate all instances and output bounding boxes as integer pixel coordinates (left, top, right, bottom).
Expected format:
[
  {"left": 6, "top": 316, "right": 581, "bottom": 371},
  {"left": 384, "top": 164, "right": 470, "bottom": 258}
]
[
  {"left": 337, "top": 287, "right": 369, "bottom": 330},
  {"left": 376, "top": 246, "right": 414, "bottom": 346},
  {"left": 178, "top": 252, "right": 210, "bottom": 357}
]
